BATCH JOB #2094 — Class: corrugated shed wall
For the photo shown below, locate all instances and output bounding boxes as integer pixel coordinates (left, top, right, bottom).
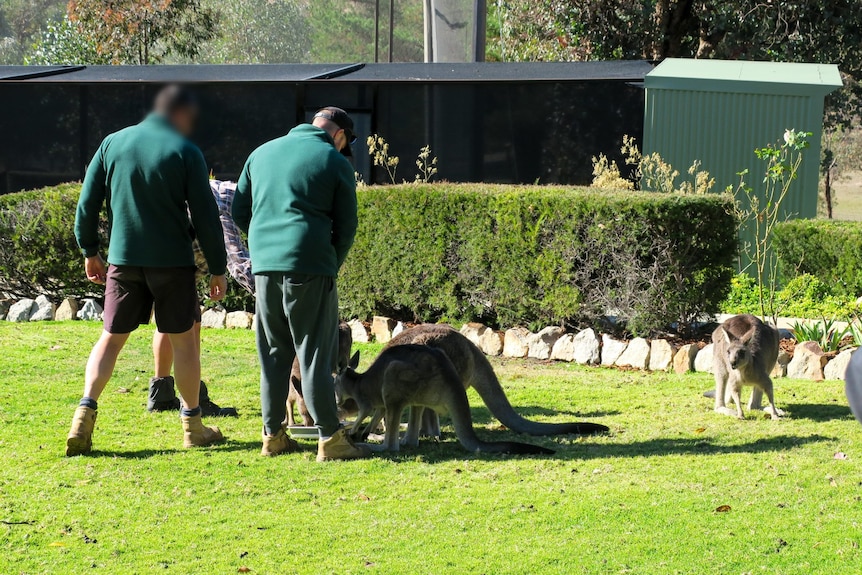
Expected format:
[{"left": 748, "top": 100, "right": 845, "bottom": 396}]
[
  {"left": 643, "top": 88, "right": 823, "bottom": 221},
  {"left": 644, "top": 86, "right": 826, "bottom": 272}
]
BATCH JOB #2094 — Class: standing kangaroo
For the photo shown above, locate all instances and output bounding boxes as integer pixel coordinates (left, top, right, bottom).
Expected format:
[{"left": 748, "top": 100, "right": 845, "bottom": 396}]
[
  {"left": 285, "top": 321, "right": 352, "bottom": 427},
  {"left": 335, "top": 346, "right": 554, "bottom": 455},
  {"left": 712, "top": 314, "right": 782, "bottom": 420},
  {"left": 385, "top": 324, "right": 608, "bottom": 436}
]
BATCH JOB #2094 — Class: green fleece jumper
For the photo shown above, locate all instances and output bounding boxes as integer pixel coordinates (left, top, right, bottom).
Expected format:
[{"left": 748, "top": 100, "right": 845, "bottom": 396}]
[
  {"left": 232, "top": 124, "right": 358, "bottom": 276},
  {"left": 75, "top": 114, "right": 227, "bottom": 276}
]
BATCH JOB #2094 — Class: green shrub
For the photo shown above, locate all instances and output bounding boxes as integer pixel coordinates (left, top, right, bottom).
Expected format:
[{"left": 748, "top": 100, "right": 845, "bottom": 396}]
[
  {"left": 340, "top": 184, "right": 736, "bottom": 335},
  {"left": 0, "top": 184, "right": 254, "bottom": 306},
  {"left": 0, "top": 184, "right": 106, "bottom": 299},
  {"left": 774, "top": 220, "right": 862, "bottom": 298},
  {"left": 721, "top": 273, "right": 857, "bottom": 320},
  {"left": 0, "top": 183, "right": 736, "bottom": 335}
]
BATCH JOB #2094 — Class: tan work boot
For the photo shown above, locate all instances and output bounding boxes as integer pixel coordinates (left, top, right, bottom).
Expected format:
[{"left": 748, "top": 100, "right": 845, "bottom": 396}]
[
  {"left": 261, "top": 427, "right": 300, "bottom": 457},
  {"left": 66, "top": 406, "right": 97, "bottom": 456},
  {"left": 317, "top": 428, "right": 372, "bottom": 462},
  {"left": 181, "top": 414, "right": 224, "bottom": 448}
]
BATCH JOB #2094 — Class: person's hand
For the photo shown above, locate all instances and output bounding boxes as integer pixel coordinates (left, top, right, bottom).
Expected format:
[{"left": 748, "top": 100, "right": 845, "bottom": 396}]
[
  {"left": 210, "top": 275, "right": 227, "bottom": 301},
  {"left": 84, "top": 254, "right": 107, "bottom": 285}
]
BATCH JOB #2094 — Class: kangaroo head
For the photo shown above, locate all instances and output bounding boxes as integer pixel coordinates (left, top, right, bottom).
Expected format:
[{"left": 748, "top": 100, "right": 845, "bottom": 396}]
[
  {"left": 334, "top": 350, "right": 361, "bottom": 407},
  {"left": 721, "top": 327, "right": 754, "bottom": 370}
]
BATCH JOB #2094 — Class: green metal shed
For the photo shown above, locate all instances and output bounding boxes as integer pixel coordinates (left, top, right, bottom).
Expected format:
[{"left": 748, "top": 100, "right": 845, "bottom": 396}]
[{"left": 643, "top": 58, "right": 843, "bottom": 221}]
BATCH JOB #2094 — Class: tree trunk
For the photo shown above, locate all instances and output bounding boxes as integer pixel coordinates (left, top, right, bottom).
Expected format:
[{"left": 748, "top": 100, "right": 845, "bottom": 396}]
[{"left": 824, "top": 166, "right": 834, "bottom": 219}]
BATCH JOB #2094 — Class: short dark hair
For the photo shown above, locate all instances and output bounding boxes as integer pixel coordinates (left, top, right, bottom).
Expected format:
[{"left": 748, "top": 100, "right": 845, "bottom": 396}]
[{"left": 154, "top": 84, "right": 198, "bottom": 115}]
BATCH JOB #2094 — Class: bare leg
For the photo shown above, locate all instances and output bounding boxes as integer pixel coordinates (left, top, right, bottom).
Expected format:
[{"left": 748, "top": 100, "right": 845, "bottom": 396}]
[
  {"left": 154, "top": 322, "right": 201, "bottom": 377},
  {"left": 83, "top": 331, "right": 131, "bottom": 400},
  {"left": 153, "top": 330, "right": 173, "bottom": 378},
  {"left": 167, "top": 328, "right": 201, "bottom": 411}
]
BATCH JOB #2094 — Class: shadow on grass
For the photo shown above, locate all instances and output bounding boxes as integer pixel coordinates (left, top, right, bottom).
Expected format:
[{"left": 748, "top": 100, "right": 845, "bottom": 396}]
[
  {"left": 87, "top": 439, "right": 263, "bottom": 459},
  {"left": 383, "top": 433, "right": 836, "bottom": 464},
  {"left": 467, "top": 406, "right": 614, "bottom": 425},
  {"left": 785, "top": 402, "right": 852, "bottom": 422}
]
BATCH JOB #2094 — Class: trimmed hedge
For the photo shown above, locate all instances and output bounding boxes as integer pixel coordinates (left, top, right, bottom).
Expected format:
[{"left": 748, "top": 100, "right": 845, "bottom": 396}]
[
  {"left": 340, "top": 184, "right": 737, "bottom": 335},
  {"left": 0, "top": 183, "right": 737, "bottom": 335},
  {"left": 774, "top": 220, "right": 862, "bottom": 298},
  {"left": 0, "top": 183, "right": 107, "bottom": 299}
]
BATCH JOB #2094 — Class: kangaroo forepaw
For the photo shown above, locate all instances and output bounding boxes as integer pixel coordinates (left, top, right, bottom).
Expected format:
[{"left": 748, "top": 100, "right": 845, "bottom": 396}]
[
  {"left": 764, "top": 406, "right": 785, "bottom": 418},
  {"left": 715, "top": 406, "right": 739, "bottom": 418}
]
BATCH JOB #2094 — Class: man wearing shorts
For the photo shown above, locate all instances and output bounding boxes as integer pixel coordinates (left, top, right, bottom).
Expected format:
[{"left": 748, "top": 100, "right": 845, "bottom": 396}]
[
  {"left": 148, "top": 180, "right": 251, "bottom": 416},
  {"left": 66, "top": 85, "right": 228, "bottom": 456},
  {"left": 233, "top": 107, "right": 368, "bottom": 461}
]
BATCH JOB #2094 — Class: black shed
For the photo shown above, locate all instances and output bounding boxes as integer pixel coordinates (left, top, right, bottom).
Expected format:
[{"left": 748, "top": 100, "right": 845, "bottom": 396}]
[{"left": 0, "top": 61, "right": 650, "bottom": 194}]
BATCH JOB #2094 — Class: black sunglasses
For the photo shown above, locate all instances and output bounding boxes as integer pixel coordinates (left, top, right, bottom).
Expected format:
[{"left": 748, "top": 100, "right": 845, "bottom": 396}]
[{"left": 343, "top": 130, "right": 357, "bottom": 145}]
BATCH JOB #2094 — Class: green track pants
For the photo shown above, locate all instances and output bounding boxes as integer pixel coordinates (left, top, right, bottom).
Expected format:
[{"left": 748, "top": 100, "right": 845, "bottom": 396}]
[{"left": 255, "top": 273, "right": 340, "bottom": 437}]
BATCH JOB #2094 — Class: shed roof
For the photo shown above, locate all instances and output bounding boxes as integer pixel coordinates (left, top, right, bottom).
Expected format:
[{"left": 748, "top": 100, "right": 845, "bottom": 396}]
[
  {"left": 0, "top": 61, "right": 653, "bottom": 84},
  {"left": 646, "top": 58, "right": 843, "bottom": 96}
]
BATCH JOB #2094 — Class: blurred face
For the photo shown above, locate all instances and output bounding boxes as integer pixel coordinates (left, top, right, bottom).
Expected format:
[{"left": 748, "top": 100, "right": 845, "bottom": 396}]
[{"left": 171, "top": 106, "right": 198, "bottom": 137}]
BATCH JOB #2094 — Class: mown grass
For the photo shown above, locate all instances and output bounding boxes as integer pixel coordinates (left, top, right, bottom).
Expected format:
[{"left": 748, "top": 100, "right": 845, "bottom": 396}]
[{"left": 1, "top": 322, "right": 861, "bottom": 574}]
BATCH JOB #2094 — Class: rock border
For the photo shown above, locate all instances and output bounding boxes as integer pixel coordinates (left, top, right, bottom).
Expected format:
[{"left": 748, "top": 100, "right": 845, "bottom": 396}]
[{"left": 2, "top": 299, "right": 854, "bottom": 381}]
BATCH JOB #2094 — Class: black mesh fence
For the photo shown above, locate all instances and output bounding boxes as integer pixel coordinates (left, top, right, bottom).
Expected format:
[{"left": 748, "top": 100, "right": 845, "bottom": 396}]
[{"left": 0, "top": 63, "right": 647, "bottom": 194}]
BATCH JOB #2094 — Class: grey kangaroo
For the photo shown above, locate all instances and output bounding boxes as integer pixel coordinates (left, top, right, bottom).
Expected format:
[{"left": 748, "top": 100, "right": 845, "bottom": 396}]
[
  {"left": 385, "top": 324, "right": 608, "bottom": 436},
  {"left": 335, "top": 346, "right": 554, "bottom": 455},
  {"left": 285, "top": 321, "right": 352, "bottom": 427},
  {"left": 712, "top": 314, "right": 782, "bottom": 420}
]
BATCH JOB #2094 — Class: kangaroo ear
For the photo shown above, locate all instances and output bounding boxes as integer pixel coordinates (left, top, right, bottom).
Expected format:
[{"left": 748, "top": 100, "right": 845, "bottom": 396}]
[
  {"left": 739, "top": 328, "right": 756, "bottom": 345},
  {"left": 720, "top": 327, "right": 733, "bottom": 345},
  {"left": 348, "top": 350, "right": 360, "bottom": 369}
]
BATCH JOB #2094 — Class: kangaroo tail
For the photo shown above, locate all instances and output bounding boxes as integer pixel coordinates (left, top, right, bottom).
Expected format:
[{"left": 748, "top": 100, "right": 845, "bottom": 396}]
[
  {"left": 444, "top": 377, "right": 556, "bottom": 455},
  {"left": 469, "top": 353, "right": 608, "bottom": 436}
]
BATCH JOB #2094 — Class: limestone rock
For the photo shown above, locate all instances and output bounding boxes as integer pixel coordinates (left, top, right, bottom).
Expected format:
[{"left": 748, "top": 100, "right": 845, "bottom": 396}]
[
  {"left": 201, "top": 308, "right": 227, "bottom": 329},
  {"left": 615, "top": 337, "right": 651, "bottom": 369},
  {"left": 649, "top": 339, "right": 677, "bottom": 372},
  {"left": 76, "top": 299, "right": 103, "bottom": 321},
  {"left": 460, "top": 322, "right": 503, "bottom": 356},
  {"left": 225, "top": 310, "right": 254, "bottom": 329},
  {"left": 55, "top": 298, "right": 79, "bottom": 321},
  {"left": 348, "top": 319, "right": 369, "bottom": 343},
  {"left": 392, "top": 321, "right": 405, "bottom": 338},
  {"left": 6, "top": 299, "right": 36, "bottom": 322},
  {"left": 460, "top": 322, "right": 486, "bottom": 347},
  {"left": 29, "top": 295, "right": 56, "bottom": 321},
  {"left": 601, "top": 335, "right": 628, "bottom": 366},
  {"left": 0, "top": 299, "right": 11, "bottom": 321},
  {"left": 824, "top": 348, "right": 855, "bottom": 381},
  {"left": 371, "top": 316, "right": 397, "bottom": 343},
  {"left": 503, "top": 327, "right": 531, "bottom": 358},
  {"left": 672, "top": 344, "right": 698, "bottom": 374},
  {"left": 693, "top": 343, "right": 715, "bottom": 373},
  {"left": 572, "top": 328, "right": 601, "bottom": 365},
  {"left": 787, "top": 341, "right": 827, "bottom": 381},
  {"left": 771, "top": 350, "right": 791, "bottom": 379},
  {"left": 527, "top": 326, "right": 566, "bottom": 360},
  {"left": 550, "top": 334, "right": 576, "bottom": 362}
]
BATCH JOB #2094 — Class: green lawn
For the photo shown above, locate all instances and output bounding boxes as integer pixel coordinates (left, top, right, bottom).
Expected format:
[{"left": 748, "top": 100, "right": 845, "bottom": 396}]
[{"left": 2, "top": 322, "right": 861, "bottom": 574}]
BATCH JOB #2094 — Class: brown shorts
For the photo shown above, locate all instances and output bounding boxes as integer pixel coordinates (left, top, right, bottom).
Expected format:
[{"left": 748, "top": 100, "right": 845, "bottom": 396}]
[{"left": 103, "top": 264, "right": 199, "bottom": 334}]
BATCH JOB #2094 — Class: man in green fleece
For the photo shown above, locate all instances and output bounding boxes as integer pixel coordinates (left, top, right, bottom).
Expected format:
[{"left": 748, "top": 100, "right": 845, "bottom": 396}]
[
  {"left": 233, "top": 106, "right": 368, "bottom": 461},
  {"left": 66, "top": 85, "right": 228, "bottom": 456}
]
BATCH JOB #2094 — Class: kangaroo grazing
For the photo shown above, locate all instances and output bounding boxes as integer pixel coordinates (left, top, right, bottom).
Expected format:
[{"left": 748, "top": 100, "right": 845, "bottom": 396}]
[
  {"left": 712, "top": 314, "right": 782, "bottom": 420},
  {"left": 285, "top": 321, "right": 352, "bottom": 427},
  {"left": 335, "top": 346, "right": 555, "bottom": 455},
  {"left": 384, "top": 324, "right": 608, "bottom": 436}
]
